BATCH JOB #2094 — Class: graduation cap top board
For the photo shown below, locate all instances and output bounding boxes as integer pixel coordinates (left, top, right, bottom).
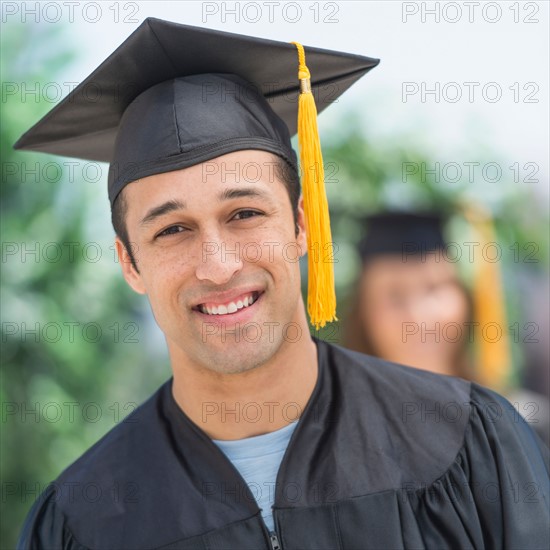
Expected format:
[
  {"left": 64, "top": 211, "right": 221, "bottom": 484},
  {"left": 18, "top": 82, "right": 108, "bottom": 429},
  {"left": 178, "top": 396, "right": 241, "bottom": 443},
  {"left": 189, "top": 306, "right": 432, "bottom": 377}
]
[{"left": 14, "top": 17, "right": 380, "bottom": 329}]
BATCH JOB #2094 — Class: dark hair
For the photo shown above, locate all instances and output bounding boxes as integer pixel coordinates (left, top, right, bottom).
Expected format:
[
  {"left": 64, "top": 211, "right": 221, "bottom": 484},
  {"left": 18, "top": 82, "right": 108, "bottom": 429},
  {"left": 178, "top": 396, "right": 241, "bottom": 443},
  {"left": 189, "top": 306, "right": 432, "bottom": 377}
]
[{"left": 111, "top": 154, "right": 301, "bottom": 273}]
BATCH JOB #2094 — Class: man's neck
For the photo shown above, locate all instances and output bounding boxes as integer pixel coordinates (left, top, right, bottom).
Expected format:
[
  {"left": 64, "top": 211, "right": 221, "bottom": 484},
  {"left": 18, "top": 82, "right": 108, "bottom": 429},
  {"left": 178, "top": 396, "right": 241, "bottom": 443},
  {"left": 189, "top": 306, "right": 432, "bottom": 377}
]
[{"left": 170, "top": 333, "right": 318, "bottom": 440}]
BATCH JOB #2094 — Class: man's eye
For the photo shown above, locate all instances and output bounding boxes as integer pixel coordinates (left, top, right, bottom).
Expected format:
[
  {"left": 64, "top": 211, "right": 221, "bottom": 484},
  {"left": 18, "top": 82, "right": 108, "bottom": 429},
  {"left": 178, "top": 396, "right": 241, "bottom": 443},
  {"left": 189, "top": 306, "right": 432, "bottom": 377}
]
[
  {"left": 157, "top": 225, "right": 185, "bottom": 238},
  {"left": 233, "top": 210, "right": 262, "bottom": 221}
]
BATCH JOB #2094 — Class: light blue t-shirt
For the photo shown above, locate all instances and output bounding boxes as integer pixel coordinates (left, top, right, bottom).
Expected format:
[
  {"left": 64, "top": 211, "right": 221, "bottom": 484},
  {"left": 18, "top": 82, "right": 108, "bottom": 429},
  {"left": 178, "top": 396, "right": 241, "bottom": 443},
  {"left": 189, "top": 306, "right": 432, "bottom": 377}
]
[{"left": 212, "top": 421, "right": 298, "bottom": 533}]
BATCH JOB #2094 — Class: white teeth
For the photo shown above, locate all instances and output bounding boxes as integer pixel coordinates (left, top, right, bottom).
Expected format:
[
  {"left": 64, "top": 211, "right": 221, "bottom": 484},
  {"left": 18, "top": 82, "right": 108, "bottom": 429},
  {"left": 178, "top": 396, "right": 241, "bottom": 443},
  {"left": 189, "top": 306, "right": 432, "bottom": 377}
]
[{"left": 199, "top": 293, "right": 258, "bottom": 315}]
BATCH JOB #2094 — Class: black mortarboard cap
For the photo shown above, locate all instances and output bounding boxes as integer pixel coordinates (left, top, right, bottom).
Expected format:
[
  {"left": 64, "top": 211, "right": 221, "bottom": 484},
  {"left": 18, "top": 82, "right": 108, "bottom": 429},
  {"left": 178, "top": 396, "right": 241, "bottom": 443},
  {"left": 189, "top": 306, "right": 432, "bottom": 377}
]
[
  {"left": 13, "top": 17, "right": 379, "bottom": 206},
  {"left": 358, "top": 212, "right": 447, "bottom": 260},
  {"left": 14, "top": 18, "right": 380, "bottom": 329}
]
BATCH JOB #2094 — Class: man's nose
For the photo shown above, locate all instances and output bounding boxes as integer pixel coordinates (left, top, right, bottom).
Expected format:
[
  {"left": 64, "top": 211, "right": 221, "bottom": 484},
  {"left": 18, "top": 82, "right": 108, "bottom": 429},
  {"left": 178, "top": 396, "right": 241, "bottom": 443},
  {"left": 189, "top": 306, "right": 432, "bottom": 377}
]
[{"left": 195, "top": 237, "right": 243, "bottom": 285}]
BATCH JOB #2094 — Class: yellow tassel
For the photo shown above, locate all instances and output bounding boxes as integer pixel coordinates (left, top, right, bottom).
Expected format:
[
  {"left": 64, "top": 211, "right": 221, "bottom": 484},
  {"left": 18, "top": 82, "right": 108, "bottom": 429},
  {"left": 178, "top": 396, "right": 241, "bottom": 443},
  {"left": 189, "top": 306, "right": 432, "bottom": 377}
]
[
  {"left": 463, "top": 204, "right": 511, "bottom": 391},
  {"left": 291, "top": 41, "right": 337, "bottom": 329}
]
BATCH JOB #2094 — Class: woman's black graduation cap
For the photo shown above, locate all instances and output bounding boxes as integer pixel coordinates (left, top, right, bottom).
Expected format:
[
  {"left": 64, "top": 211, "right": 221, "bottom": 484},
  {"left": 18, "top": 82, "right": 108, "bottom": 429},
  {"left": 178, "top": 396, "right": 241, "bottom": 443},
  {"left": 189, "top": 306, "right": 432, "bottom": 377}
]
[
  {"left": 358, "top": 211, "right": 447, "bottom": 260},
  {"left": 14, "top": 17, "right": 379, "bottom": 329}
]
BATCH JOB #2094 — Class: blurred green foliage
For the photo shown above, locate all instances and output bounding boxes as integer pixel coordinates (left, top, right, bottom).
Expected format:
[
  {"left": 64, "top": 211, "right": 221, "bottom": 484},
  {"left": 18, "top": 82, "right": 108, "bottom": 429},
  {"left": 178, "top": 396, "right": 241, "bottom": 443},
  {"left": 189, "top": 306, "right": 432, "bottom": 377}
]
[
  {"left": 323, "top": 119, "right": 549, "bottom": 265},
  {"left": 1, "top": 23, "right": 169, "bottom": 549}
]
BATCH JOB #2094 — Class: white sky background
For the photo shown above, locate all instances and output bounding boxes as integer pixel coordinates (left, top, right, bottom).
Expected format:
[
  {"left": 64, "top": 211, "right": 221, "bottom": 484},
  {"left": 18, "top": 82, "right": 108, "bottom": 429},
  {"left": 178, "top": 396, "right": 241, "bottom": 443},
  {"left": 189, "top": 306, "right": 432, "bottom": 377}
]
[{"left": 3, "top": 0, "right": 549, "bottom": 196}]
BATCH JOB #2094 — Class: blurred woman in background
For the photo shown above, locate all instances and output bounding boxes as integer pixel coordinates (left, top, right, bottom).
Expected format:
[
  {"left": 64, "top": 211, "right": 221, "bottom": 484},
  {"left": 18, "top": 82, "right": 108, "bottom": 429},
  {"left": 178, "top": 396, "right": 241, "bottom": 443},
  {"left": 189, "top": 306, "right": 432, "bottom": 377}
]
[
  {"left": 343, "top": 211, "right": 473, "bottom": 379},
  {"left": 343, "top": 210, "right": 549, "bottom": 445}
]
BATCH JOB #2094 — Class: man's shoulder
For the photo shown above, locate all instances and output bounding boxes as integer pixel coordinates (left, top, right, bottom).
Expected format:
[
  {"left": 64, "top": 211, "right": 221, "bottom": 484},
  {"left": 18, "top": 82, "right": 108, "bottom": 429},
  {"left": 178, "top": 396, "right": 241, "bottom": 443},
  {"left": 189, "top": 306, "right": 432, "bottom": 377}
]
[
  {"left": 321, "top": 339, "right": 472, "bottom": 406},
  {"left": 312, "top": 341, "right": 522, "bottom": 492},
  {"left": 54, "top": 380, "right": 171, "bottom": 491}
]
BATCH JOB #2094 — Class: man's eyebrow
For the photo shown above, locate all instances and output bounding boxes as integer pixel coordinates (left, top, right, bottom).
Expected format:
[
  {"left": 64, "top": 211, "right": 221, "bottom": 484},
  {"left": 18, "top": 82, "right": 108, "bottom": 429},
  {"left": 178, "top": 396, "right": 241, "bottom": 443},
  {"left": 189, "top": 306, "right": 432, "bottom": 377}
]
[
  {"left": 140, "top": 199, "right": 186, "bottom": 226},
  {"left": 218, "top": 188, "right": 270, "bottom": 202}
]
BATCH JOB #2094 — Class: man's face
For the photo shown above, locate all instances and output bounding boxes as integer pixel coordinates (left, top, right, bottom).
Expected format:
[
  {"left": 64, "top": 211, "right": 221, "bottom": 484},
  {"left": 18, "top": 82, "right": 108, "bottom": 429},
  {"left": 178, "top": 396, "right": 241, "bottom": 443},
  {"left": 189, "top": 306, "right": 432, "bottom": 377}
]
[{"left": 117, "top": 150, "right": 307, "bottom": 374}]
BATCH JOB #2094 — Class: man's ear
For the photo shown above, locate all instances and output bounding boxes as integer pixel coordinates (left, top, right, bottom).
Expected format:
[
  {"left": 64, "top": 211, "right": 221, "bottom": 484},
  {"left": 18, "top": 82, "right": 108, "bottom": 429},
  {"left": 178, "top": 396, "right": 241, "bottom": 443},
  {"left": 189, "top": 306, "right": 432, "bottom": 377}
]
[
  {"left": 115, "top": 237, "right": 147, "bottom": 295},
  {"left": 296, "top": 196, "right": 307, "bottom": 256}
]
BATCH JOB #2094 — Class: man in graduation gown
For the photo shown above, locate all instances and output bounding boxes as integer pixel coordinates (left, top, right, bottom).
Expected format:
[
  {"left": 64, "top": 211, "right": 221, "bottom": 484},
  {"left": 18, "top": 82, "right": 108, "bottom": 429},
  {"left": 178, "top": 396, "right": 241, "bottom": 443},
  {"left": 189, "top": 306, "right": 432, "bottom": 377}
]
[{"left": 15, "top": 18, "right": 549, "bottom": 550}]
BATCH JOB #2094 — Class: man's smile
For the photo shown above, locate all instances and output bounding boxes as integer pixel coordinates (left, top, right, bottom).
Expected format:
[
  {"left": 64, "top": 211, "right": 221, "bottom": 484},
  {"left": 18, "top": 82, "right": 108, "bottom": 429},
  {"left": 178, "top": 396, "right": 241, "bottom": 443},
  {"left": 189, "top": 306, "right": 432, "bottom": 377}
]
[
  {"left": 197, "top": 290, "right": 261, "bottom": 316},
  {"left": 191, "top": 288, "right": 266, "bottom": 324}
]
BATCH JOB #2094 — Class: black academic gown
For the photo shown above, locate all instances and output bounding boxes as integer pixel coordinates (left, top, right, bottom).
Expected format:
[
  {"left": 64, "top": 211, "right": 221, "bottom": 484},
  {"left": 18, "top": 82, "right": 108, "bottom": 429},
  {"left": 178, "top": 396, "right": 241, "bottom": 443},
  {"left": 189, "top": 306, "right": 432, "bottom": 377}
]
[{"left": 17, "top": 340, "right": 550, "bottom": 549}]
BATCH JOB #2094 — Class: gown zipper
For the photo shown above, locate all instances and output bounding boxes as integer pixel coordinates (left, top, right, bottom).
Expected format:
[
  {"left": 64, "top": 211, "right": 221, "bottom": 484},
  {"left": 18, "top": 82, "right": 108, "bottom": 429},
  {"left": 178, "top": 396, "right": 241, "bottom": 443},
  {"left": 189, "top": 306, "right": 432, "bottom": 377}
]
[{"left": 269, "top": 530, "right": 282, "bottom": 550}]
